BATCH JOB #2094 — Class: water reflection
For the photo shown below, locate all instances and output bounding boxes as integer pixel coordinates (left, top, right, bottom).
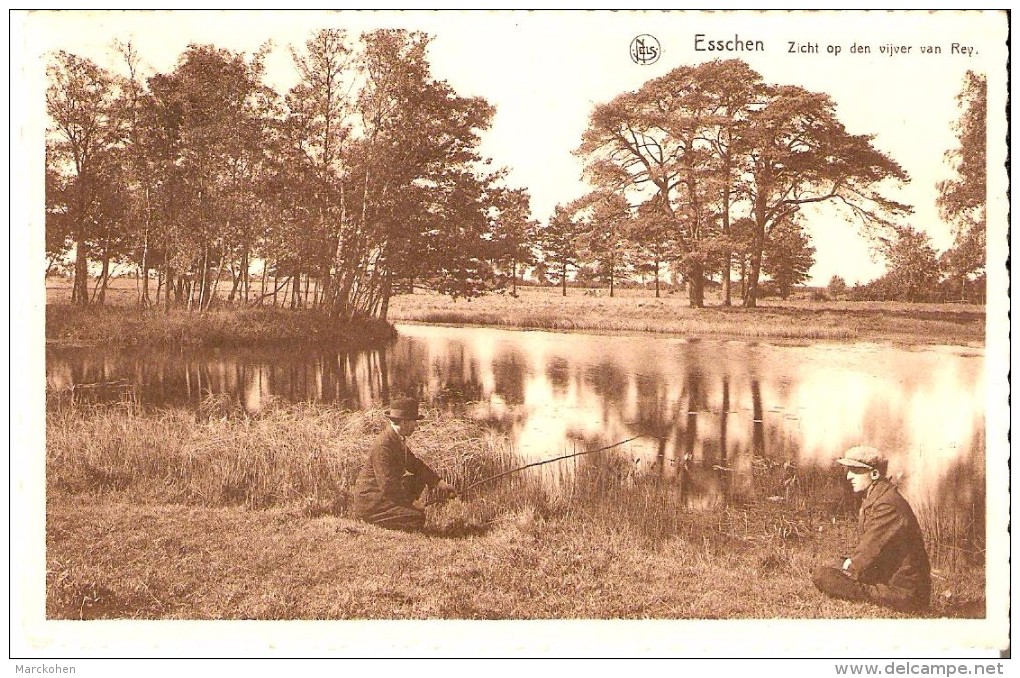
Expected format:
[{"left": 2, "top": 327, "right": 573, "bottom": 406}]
[{"left": 48, "top": 325, "right": 985, "bottom": 524}]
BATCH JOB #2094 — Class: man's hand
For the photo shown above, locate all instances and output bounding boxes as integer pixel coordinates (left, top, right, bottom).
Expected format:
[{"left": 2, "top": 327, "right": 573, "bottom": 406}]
[
  {"left": 435, "top": 479, "right": 458, "bottom": 501},
  {"left": 842, "top": 558, "right": 852, "bottom": 575}
]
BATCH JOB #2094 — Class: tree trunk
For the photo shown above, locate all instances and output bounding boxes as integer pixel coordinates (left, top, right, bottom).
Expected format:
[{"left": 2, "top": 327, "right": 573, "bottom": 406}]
[
  {"left": 722, "top": 159, "right": 732, "bottom": 307},
  {"left": 561, "top": 262, "right": 567, "bottom": 296},
  {"left": 164, "top": 264, "right": 173, "bottom": 311},
  {"left": 72, "top": 235, "right": 89, "bottom": 306},
  {"left": 197, "top": 246, "right": 209, "bottom": 311},
  {"left": 739, "top": 258, "right": 746, "bottom": 301},
  {"left": 654, "top": 258, "right": 661, "bottom": 298},
  {"left": 688, "top": 261, "right": 704, "bottom": 308},
  {"left": 95, "top": 252, "right": 111, "bottom": 305},
  {"left": 744, "top": 200, "right": 768, "bottom": 309},
  {"left": 745, "top": 247, "right": 762, "bottom": 309},
  {"left": 379, "top": 269, "right": 392, "bottom": 321},
  {"left": 242, "top": 249, "right": 250, "bottom": 303},
  {"left": 208, "top": 249, "right": 226, "bottom": 310},
  {"left": 139, "top": 186, "right": 151, "bottom": 308},
  {"left": 258, "top": 258, "right": 267, "bottom": 306}
]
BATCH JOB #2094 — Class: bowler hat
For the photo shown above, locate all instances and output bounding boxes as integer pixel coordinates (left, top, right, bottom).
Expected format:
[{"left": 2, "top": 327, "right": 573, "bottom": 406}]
[
  {"left": 836, "top": 446, "right": 887, "bottom": 473},
  {"left": 385, "top": 397, "right": 425, "bottom": 421}
]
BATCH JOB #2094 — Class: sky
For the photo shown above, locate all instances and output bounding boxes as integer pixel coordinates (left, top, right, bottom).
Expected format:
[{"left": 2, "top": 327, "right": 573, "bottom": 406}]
[{"left": 18, "top": 9, "right": 1008, "bottom": 286}]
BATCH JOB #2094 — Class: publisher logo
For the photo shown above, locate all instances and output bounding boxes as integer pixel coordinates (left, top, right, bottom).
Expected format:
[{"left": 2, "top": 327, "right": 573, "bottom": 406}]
[{"left": 630, "top": 34, "right": 661, "bottom": 65}]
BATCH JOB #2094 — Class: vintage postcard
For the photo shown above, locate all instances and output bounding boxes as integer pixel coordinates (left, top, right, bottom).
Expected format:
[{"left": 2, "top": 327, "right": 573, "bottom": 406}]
[{"left": 10, "top": 8, "right": 1010, "bottom": 662}]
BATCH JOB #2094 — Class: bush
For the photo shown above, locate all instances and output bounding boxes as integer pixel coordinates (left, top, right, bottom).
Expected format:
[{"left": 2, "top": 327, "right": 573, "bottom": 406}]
[{"left": 827, "top": 275, "right": 848, "bottom": 299}]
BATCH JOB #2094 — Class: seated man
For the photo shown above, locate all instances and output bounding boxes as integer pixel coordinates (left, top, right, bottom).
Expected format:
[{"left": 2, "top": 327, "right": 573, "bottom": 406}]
[
  {"left": 812, "top": 446, "right": 932, "bottom": 612},
  {"left": 352, "top": 397, "right": 456, "bottom": 532}
]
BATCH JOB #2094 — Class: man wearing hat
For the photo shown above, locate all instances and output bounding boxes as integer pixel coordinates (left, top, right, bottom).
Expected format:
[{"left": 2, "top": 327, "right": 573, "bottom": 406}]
[
  {"left": 811, "top": 446, "right": 932, "bottom": 612},
  {"left": 352, "top": 397, "right": 456, "bottom": 532}
]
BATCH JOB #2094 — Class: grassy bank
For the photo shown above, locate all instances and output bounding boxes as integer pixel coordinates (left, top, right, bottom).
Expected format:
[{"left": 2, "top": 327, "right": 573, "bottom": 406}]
[
  {"left": 46, "top": 401, "right": 984, "bottom": 620},
  {"left": 45, "top": 278, "right": 984, "bottom": 347},
  {"left": 46, "top": 304, "right": 396, "bottom": 349},
  {"left": 388, "top": 288, "right": 985, "bottom": 345}
]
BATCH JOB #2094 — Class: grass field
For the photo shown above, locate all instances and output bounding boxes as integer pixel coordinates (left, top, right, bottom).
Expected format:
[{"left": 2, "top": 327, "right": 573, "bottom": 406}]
[
  {"left": 45, "top": 400, "right": 985, "bottom": 621},
  {"left": 388, "top": 287, "right": 985, "bottom": 345}
]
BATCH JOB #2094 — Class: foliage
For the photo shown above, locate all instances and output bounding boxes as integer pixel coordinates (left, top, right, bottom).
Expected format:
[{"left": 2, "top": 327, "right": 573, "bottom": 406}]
[
  {"left": 575, "top": 59, "right": 910, "bottom": 309},
  {"left": 827, "top": 275, "right": 848, "bottom": 299},
  {"left": 487, "top": 187, "right": 539, "bottom": 295},
  {"left": 538, "top": 203, "right": 582, "bottom": 296},
  {"left": 569, "top": 190, "right": 633, "bottom": 296},
  {"left": 850, "top": 226, "right": 943, "bottom": 302},
  {"left": 762, "top": 216, "right": 816, "bottom": 299},
  {"left": 937, "top": 71, "right": 987, "bottom": 294},
  {"left": 45, "top": 31, "right": 528, "bottom": 319},
  {"left": 46, "top": 51, "right": 126, "bottom": 305}
]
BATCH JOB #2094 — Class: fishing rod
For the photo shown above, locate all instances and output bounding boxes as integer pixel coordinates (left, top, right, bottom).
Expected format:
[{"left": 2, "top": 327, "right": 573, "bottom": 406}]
[{"left": 440, "top": 434, "right": 647, "bottom": 501}]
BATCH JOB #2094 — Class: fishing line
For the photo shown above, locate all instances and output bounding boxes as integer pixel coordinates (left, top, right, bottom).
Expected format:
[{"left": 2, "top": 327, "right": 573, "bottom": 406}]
[{"left": 441, "top": 434, "right": 647, "bottom": 500}]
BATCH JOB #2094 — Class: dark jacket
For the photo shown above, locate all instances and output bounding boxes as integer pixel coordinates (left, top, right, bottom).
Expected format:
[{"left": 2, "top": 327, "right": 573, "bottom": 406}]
[
  {"left": 352, "top": 426, "right": 440, "bottom": 518},
  {"left": 847, "top": 478, "right": 931, "bottom": 599}
]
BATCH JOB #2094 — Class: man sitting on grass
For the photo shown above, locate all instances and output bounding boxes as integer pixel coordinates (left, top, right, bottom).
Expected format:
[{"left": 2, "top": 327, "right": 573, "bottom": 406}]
[
  {"left": 812, "top": 446, "right": 932, "bottom": 613},
  {"left": 352, "top": 397, "right": 457, "bottom": 532}
]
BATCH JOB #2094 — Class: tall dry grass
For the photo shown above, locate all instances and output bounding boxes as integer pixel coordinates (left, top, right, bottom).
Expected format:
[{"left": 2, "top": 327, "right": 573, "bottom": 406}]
[
  {"left": 47, "top": 397, "right": 982, "bottom": 577},
  {"left": 46, "top": 397, "right": 505, "bottom": 513},
  {"left": 388, "top": 288, "right": 984, "bottom": 344},
  {"left": 46, "top": 304, "right": 396, "bottom": 348}
]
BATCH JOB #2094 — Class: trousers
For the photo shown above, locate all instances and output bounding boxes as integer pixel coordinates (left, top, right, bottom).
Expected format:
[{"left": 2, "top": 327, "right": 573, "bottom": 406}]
[
  {"left": 360, "top": 475, "right": 428, "bottom": 532},
  {"left": 812, "top": 565, "right": 930, "bottom": 613}
]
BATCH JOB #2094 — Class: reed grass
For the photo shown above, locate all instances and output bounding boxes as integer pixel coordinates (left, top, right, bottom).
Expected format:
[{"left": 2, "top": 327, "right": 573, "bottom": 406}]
[
  {"left": 46, "top": 304, "right": 396, "bottom": 348},
  {"left": 46, "top": 397, "right": 502, "bottom": 512},
  {"left": 47, "top": 398, "right": 982, "bottom": 576},
  {"left": 46, "top": 399, "right": 985, "bottom": 621}
]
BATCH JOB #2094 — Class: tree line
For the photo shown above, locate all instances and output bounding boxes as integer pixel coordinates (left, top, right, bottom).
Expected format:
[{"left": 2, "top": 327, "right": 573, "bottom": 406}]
[
  {"left": 46, "top": 29, "right": 536, "bottom": 319},
  {"left": 46, "top": 38, "right": 987, "bottom": 316},
  {"left": 562, "top": 60, "right": 986, "bottom": 307}
]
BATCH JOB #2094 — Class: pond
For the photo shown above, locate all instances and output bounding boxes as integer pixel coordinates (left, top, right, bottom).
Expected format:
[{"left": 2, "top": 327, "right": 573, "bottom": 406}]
[{"left": 47, "top": 324, "right": 985, "bottom": 533}]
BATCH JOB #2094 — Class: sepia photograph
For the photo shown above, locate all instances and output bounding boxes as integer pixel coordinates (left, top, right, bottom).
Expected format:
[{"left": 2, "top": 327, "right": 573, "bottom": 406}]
[{"left": 10, "top": 8, "right": 1010, "bottom": 662}]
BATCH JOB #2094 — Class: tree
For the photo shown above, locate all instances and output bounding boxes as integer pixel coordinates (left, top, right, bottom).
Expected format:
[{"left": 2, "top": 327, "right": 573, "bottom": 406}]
[
  {"left": 827, "top": 274, "right": 848, "bottom": 299},
  {"left": 853, "top": 226, "right": 942, "bottom": 302},
  {"left": 540, "top": 203, "right": 581, "bottom": 296},
  {"left": 577, "top": 65, "right": 721, "bottom": 307},
  {"left": 883, "top": 226, "right": 942, "bottom": 302},
  {"left": 694, "top": 60, "right": 762, "bottom": 306},
  {"left": 45, "top": 151, "right": 73, "bottom": 275},
  {"left": 312, "top": 28, "right": 500, "bottom": 319},
  {"left": 46, "top": 51, "right": 125, "bottom": 305},
  {"left": 111, "top": 39, "right": 158, "bottom": 307},
  {"left": 628, "top": 207, "right": 674, "bottom": 298},
  {"left": 284, "top": 29, "right": 355, "bottom": 309},
  {"left": 141, "top": 44, "right": 275, "bottom": 310},
  {"left": 761, "top": 215, "right": 815, "bottom": 299},
  {"left": 937, "top": 71, "right": 986, "bottom": 300},
  {"left": 740, "top": 84, "right": 911, "bottom": 307},
  {"left": 571, "top": 191, "right": 631, "bottom": 297},
  {"left": 85, "top": 154, "right": 135, "bottom": 304},
  {"left": 488, "top": 187, "right": 538, "bottom": 296}
]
